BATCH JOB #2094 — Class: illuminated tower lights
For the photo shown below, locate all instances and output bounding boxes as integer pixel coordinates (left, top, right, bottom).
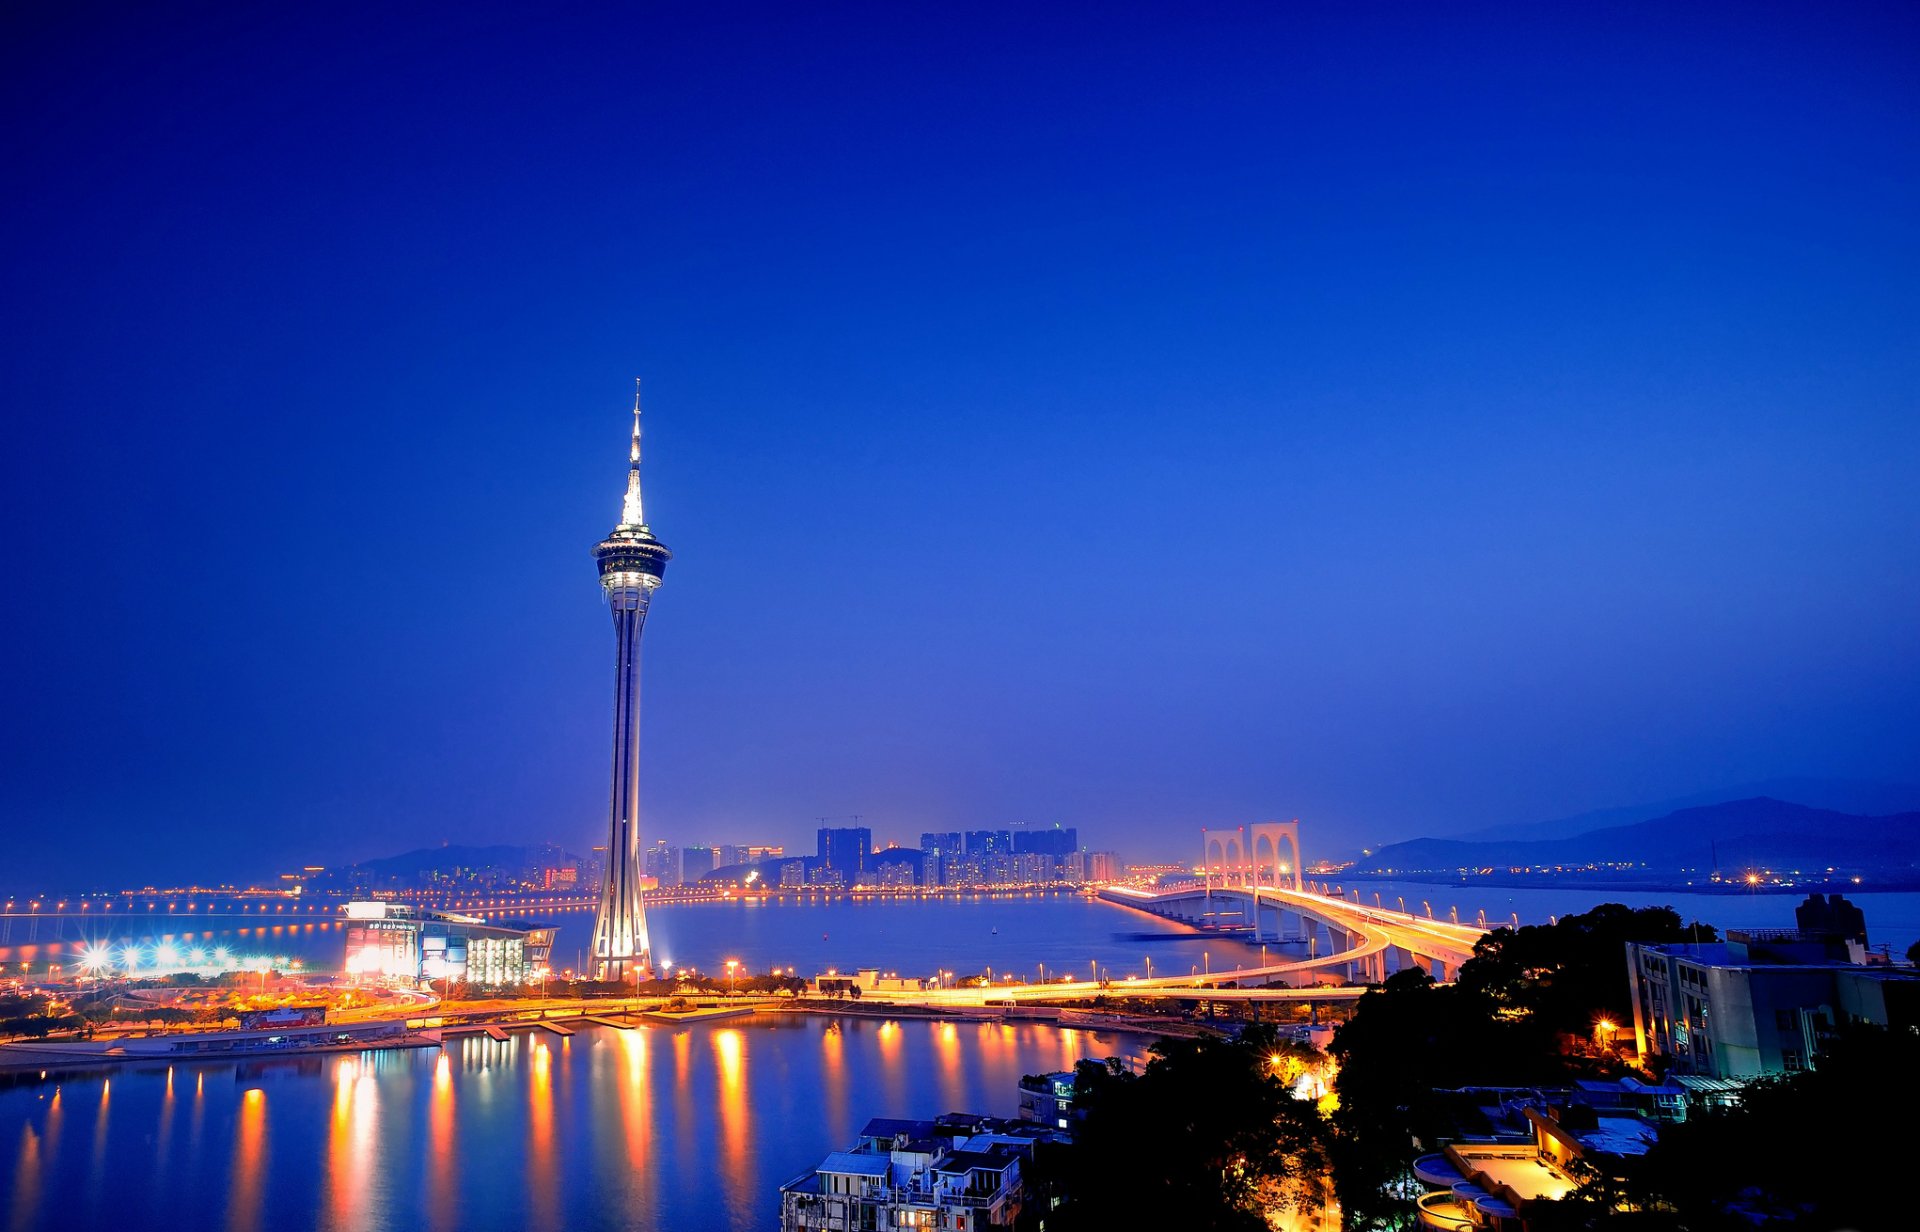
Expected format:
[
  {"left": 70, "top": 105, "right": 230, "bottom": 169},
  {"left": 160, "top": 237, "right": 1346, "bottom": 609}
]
[{"left": 589, "top": 381, "right": 672, "bottom": 981}]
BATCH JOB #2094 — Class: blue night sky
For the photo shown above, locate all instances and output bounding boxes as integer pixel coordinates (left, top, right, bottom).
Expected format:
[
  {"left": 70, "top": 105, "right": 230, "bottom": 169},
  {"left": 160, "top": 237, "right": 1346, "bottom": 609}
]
[{"left": 3, "top": 4, "right": 1917, "bottom": 889}]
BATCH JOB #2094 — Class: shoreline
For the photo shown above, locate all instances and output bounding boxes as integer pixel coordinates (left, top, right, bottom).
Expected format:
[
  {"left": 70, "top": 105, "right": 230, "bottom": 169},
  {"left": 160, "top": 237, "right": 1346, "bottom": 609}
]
[{"left": 1331, "top": 873, "right": 1910, "bottom": 895}]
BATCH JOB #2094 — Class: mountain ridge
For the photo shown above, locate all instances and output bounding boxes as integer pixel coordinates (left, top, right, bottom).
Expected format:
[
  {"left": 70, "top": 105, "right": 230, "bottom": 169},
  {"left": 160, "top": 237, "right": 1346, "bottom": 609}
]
[{"left": 1356, "top": 797, "right": 1920, "bottom": 875}]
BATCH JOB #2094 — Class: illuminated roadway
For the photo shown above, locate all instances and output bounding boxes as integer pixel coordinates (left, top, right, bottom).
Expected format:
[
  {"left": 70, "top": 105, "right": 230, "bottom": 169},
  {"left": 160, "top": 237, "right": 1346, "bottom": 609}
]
[{"left": 856, "top": 885, "right": 1485, "bottom": 1008}]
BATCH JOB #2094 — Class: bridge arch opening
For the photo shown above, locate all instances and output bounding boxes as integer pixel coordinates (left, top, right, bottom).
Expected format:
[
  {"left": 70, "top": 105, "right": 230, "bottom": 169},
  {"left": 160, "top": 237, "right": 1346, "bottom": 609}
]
[
  {"left": 1245, "top": 820, "right": 1302, "bottom": 892},
  {"left": 1203, "top": 833, "right": 1249, "bottom": 885}
]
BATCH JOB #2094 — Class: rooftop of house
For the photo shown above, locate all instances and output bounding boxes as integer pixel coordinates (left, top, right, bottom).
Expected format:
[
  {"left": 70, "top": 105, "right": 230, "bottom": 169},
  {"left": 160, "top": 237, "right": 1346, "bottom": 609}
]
[
  {"left": 1450, "top": 1150, "right": 1579, "bottom": 1204},
  {"left": 862, "top": 1117, "right": 936, "bottom": 1140},
  {"left": 1572, "top": 1113, "right": 1660, "bottom": 1157},
  {"left": 1528, "top": 1104, "right": 1660, "bottom": 1159},
  {"left": 935, "top": 1150, "right": 1017, "bottom": 1174},
  {"left": 818, "top": 1152, "right": 892, "bottom": 1178}
]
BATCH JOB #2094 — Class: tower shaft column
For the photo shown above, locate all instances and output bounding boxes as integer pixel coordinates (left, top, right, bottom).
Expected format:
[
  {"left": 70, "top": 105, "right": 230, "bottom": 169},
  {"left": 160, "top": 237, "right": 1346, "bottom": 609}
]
[{"left": 592, "top": 591, "right": 653, "bottom": 979}]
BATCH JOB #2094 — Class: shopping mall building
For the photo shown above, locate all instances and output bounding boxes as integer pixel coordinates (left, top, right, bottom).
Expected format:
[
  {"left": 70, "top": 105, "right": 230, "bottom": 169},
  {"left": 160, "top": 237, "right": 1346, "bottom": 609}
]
[{"left": 342, "top": 901, "right": 554, "bottom": 987}]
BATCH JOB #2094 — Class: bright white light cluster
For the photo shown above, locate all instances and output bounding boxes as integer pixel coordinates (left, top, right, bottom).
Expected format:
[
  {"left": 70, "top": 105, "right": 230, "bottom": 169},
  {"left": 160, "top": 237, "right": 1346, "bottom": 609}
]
[{"left": 76, "top": 943, "right": 293, "bottom": 977}]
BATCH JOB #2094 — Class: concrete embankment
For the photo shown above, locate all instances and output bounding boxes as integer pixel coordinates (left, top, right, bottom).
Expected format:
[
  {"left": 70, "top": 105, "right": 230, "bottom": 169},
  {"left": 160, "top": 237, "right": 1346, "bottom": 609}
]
[{"left": 767, "top": 1000, "right": 1224, "bottom": 1038}]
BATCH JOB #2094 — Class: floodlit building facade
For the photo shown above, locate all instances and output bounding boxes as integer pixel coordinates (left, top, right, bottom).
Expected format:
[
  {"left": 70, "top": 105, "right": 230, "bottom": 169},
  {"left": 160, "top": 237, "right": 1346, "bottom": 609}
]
[
  {"left": 342, "top": 901, "right": 551, "bottom": 987},
  {"left": 1627, "top": 907, "right": 1920, "bottom": 1081}
]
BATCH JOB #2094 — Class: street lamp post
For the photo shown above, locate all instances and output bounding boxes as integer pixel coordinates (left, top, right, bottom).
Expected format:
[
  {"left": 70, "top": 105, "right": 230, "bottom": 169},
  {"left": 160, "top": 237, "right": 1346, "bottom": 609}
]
[{"left": 726, "top": 959, "right": 738, "bottom": 997}]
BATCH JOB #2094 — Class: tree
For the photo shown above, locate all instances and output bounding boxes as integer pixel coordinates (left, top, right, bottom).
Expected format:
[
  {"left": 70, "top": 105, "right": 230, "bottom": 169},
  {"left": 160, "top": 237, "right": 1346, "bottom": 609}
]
[
  {"left": 1634, "top": 1024, "right": 1915, "bottom": 1231},
  {"left": 1906, "top": 938, "right": 1920, "bottom": 966},
  {"left": 1038, "top": 1024, "right": 1331, "bottom": 1231},
  {"left": 1456, "top": 904, "right": 1715, "bottom": 1041}
]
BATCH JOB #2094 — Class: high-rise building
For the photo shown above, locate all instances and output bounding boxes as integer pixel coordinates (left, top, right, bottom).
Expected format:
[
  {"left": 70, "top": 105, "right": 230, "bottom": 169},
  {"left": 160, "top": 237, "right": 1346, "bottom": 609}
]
[
  {"left": 965, "top": 830, "right": 1012, "bottom": 857},
  {"left": 644, "top": 841, "right": 679, "bottom": 888},
  {"left": 589, "top": 383, "right": 673, "bottom": 981},
  {"left": 681, "top": 845, "right": 716, "bottom": 882},
  {"left": 920, "top": 832, "right": 962, "bottom": 886},
  {"left": 817, "top": 827, "right": 871, "bottom": 875},
  {"left": 1013, "top": 826, "right": 1078, "bottom": 856}
]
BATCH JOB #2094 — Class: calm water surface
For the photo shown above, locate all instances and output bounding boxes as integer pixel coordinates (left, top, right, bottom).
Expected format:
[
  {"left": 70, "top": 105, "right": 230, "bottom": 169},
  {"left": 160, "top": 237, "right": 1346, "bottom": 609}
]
[{"left": 3, "top": 1015, "right": 1148, "bottom": 1232}]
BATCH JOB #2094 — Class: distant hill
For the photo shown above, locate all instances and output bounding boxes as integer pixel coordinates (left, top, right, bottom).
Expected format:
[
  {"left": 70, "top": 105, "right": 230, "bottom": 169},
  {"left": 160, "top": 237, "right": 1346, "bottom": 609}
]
[
  {"left": 353, "top": 844, "right": 553, "bottom": 877},
  {"left": 1447, "top": 778, "right": 1920, "bottom": 845},
  {"left": 306, "top": 842, "right": 583, "bottom": 894},
  {"left": 1355, "top": 798, "right": 1920, "bottom": 875}
]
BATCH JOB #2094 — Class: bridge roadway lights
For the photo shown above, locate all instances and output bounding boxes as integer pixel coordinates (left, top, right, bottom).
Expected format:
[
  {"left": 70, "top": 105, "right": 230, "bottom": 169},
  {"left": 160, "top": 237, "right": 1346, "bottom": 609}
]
[{"left": 1101, "top": 883, "right": 1482, "bottom": 990}]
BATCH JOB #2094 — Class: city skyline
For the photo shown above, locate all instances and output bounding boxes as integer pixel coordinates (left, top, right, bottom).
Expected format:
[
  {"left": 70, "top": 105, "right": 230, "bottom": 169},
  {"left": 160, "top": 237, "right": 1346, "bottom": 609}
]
[{"left": 5, "top": 6, "right": 1919, "bottom": 890}]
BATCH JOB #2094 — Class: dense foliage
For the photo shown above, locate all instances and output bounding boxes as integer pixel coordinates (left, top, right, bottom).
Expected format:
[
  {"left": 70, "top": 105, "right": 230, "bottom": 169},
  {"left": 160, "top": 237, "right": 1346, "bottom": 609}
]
[
  {"left": 1037, "top": 1024, "right": 1332, "bottom": 1231},
  {"left": 1328, "top": 904, "right": 1715, "bottom": 1225},
  {"left": 1645, "top": 1023, "right": 1913, "bottom": 1231}
]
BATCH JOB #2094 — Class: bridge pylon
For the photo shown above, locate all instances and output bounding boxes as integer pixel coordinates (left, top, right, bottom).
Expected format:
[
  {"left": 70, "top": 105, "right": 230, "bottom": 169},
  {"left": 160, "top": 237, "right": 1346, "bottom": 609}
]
[{"left": 1202, "top": 820, "right": 1302, "bottom": 891}]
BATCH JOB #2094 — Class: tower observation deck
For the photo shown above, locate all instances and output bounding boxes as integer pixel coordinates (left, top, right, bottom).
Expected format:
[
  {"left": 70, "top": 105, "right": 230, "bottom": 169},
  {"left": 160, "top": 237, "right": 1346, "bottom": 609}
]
[{"left": 589, "top": 381, "right": 671, "bottom": 981}]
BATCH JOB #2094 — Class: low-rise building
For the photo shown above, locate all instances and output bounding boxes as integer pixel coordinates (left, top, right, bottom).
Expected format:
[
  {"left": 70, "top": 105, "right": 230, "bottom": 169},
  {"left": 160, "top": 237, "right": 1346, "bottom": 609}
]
[
  {"left": 1017, "top": 1069, "right": 1078, "bottom": 1129},
  {"left": 779, "top": 1114, "right": 1064, "bottom": 1232},
  {"left": 812, "top": 968, "right": 930, "bottom": 996},
  {"left": 1413, "top": 1102, "right": 1658, "bottom": 1231}
]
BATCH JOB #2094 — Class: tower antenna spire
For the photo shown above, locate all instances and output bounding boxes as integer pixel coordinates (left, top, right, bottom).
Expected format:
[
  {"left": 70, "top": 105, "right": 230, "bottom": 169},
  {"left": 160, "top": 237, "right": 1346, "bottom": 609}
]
[{"left": 621, "top": 377, "right": 645, "bottom": 526}]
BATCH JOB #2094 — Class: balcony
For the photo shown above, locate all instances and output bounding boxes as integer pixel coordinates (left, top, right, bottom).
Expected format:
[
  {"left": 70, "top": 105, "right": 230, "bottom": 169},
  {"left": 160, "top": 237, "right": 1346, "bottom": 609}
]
[{"left": 1416, "top": 1193, "right": 1474, "bottom": 1231}]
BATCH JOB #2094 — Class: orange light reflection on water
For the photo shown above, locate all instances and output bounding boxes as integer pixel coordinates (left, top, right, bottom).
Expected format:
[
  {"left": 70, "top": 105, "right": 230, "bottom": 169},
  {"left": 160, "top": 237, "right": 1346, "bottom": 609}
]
[
  {"left": 326, "top": 1058, "right": 378, "bottom": 1231},
  {"left": 618, "top": 1030, "right": 650, "bottom": 1173},
  {"left": 820, "top": 1022, "right": 849, "bottom": 1147},
  {"left": 10, "top": 1121, "right": 43, "bottom": 1229},
  {"left": 876, "top": 1019, "right": 906, "bottom": 1109},
  {"left": 527, "top": 1041, "right": 557, "bottom": 1232},
  {"left": 713, "top": 1029, "right": 751, "bottom": 1225},
  {"left": 89, "top": 1079, "right": 110, "bottom": 1177},
  {"left": 934, "top": 1022, "right": 964, "bottom": 1112},
  {"left": 428, "top": 1052, "right": 456, "bottom": 1232},
  {"left": 718, "top": 1028, "right": 744, "bottom": 1182},
  {"left": 154, "top": 1067, "right": 175, "bottom": 1180},
  {"left": 228, "top": 1089, "right": 266, "bottom": 1232}
]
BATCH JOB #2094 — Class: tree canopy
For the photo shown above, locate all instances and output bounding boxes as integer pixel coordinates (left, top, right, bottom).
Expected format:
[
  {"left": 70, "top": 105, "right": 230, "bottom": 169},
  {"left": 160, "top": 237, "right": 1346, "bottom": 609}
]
[{"left": 1038, "top": 1024, "right": 1331, "bottom": 1231}]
